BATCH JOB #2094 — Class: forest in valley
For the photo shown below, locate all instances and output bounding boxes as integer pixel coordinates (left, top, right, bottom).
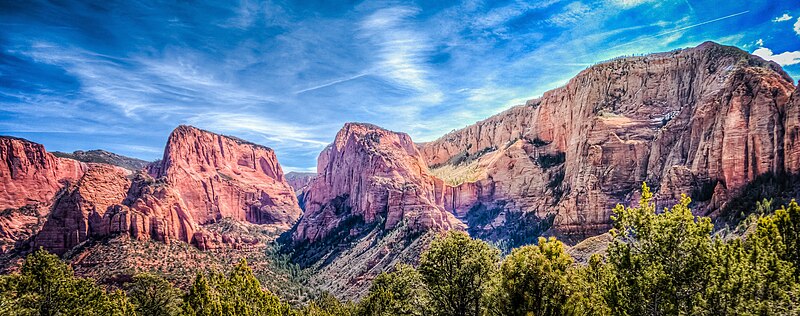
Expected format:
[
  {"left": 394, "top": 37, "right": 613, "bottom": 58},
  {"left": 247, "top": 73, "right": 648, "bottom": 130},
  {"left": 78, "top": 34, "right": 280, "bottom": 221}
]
[{"left": 2, "top": 183, "right": 799, "bottom": 316}]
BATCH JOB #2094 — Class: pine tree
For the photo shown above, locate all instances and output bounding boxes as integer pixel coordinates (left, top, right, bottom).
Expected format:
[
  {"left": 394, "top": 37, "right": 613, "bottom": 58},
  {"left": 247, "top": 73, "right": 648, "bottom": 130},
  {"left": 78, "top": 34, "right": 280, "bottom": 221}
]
[
  {"left": 490, "top": 237, "right": 573, "bottom": 316},
  {"left": 419, "top": 231, "right": 499, "bottom": 316}
]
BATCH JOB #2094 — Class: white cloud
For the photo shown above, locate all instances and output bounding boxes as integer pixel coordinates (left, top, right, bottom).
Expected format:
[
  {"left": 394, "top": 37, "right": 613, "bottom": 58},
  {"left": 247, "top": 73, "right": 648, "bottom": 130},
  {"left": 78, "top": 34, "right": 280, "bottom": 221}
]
[
  {"left": 795, "top": 17, "right": 800, "bottom": 35},
  {"left": 773, "top": 13, "right": 793, "bottom": 22},
  {"left": 185, "top": 112, "right": 329, "bottom": 148},
  {"left": 753, "top": 47, "right": 800, "bottom": 66},
  {"left": 756, "top": 38, "right": 764, "bottom": 46},
  {"left": 548, "top": 2, "right": 591, "bottom": 27},
  {"left": 610, "top": 0, "right": 655, "bottom": 9}
]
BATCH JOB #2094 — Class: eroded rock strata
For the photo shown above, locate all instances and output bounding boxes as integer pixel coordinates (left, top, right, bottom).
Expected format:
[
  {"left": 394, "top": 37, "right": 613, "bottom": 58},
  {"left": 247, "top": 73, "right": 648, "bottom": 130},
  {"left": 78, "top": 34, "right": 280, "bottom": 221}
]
[
  {"left": 2, "top": 126, "right": 302, "bottom": 256},
  {"left": 420, "top": 42, "right": 797, "bottom": 243}
]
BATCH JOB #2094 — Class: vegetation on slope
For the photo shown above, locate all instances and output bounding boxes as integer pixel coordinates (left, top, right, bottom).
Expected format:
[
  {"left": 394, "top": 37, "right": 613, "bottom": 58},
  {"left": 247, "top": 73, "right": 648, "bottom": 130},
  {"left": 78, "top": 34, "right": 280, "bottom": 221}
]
[{"left": 4, "top": 182, "right": 800, "bottom": 315}]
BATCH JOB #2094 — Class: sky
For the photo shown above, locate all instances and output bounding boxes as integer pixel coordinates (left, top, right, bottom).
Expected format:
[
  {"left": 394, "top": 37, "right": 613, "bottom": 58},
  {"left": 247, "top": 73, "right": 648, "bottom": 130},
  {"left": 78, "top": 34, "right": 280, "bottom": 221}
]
[{"left": 1, "top": 0, "right": 799, "bottom": 172}]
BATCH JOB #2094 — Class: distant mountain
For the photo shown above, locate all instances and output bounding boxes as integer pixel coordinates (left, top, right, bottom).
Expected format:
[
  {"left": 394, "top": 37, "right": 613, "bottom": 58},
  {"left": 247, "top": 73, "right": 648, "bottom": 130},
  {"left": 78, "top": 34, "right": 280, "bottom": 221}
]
[
  {"left": 52, "top": 149, "right": 150, "bottom": 171},
  {"left": 2, "top": 41, "right": 800, "bottom": 302},
  {"left": 285, "top": 171, "right": 316, "bottom": 194}
]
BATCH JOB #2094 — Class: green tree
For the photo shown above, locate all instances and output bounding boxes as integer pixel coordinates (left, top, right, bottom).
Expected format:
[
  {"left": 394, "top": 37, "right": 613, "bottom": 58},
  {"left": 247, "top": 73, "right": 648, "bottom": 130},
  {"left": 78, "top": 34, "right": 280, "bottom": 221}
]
[
  {"left": 490, "top": 237, "right": 573, "bottom": 316},
  {"left": 0, "top": 248, "right": 133, "bottom": 316},
  {"left": 126, "top": 273, "right": 182, "bottom": 316},
  {"left": 358, "top": 264, "right": 429, "bottom": 316},
  {"left": 182, "top": 259, "right": 291, "bottom": 316},
  {"left": 182, "top": 272, "right": 222, "bottom": 316},
  {"left": 564, "top": 254, "right": 611, "bottom": 316},
  {"left": 606, "top": 183, "right": 714, "bottom": 315},
  {"left": 301, "top": 292, "right": 354, "bottom": 316},
  {"left": 419, "top": 231, "right": 499, "bottom": 316}
]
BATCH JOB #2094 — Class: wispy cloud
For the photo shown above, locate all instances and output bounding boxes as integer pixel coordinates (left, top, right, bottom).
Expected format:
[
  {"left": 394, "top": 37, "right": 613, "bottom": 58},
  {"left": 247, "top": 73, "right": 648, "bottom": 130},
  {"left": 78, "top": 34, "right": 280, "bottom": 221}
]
[
  {"left": 360, "top": 6, "right": 439, "bottom": 96},
  {"left": 294, "top": 73, "right": 370, "bottom": 94},
  {"left": 185, "top": 112, "right": 329, "bottom": 148}
]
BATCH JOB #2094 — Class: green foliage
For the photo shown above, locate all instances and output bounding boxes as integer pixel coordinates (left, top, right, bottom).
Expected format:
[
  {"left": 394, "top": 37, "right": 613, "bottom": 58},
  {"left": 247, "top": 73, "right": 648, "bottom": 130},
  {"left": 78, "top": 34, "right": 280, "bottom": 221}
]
[
  {"left": 0, "top": 248, "right": 133, "bottom": 316},
  {"left": 358, "top": 264, "right": 429, "bottom": 316},
  {"left": 489, "top": 237, "right": 573, "bottom": 316},
  {"left": 418, "top": 231, "right": 499, "bottom": 316},
  {"left": 182, "top": 259, "right": 292, "bottom": 316},
  {"left": 299, "top": 292, "right": 355, "bottom": 316},
  {"left": 125, "top": 273, "right": 182, "bottom": 316},
  {"left": 606, "top": 184, "right": 715, "bottom": 315}
]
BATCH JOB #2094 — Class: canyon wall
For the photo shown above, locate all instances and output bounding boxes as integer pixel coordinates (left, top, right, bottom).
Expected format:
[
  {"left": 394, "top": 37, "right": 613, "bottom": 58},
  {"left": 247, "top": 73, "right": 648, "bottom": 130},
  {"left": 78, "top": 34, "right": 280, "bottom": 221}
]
[{"left": 421, "top": 42, "right": 797, "bottom": 242}]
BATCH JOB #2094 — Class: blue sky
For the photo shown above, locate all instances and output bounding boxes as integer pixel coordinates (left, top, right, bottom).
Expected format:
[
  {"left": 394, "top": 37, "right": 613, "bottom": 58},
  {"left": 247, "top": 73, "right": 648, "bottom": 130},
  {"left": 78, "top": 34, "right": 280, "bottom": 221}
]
[{"left": 1, "top": 0, "right": 799, "bottom": 172}]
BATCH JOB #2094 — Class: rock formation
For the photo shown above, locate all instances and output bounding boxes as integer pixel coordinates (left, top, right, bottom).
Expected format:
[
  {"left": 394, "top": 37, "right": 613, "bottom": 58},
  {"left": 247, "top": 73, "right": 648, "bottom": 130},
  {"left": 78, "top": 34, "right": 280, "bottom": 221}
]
[
  {"left": 151, "top": 125, "right": 302, "bottom": 230},
  {"left": 0, "top": 137, "right": 87, "bottom": 252},
  {"left": 0, "top": 137, "right": 86, "bottom": 210},
  {"left": 285, "top": 172, "right": 316, "bottom": 195},
  {"left": 293, "top": 123, "right": 463, "bottom": 244},
  {"left": 2, "top": 126, "right": 302, "bottom": 256},
  {"left": 420, "top": 42, "right": 797, "bottom": 243}
]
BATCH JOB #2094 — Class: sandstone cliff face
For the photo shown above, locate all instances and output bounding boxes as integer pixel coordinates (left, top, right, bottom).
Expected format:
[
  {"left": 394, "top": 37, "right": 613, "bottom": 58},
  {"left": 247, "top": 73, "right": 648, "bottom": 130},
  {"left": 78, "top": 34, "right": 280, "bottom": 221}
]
[
  {"left": 421, "top": 42, "right": 797, "bottom": 242},
  {"left": 784, "top": 85, "right": 800, "bottom": 174},
  {"left": 152, "top": 125, "right": 302, "bottom": 230},
  {"left": 0, "top": 137, "right": 86, "bottom": 210},
  {"left": 0, "top": 137, "right": 87, "bottom": 252},
  {"left": 2, "top": 126, "right": 302, "bottom": 256},
  {"left": 35, "top": 164, "right": 132, "bottom": 254},
  {"left": 293, "top": 123, "right": 463, "bottom": 244}
]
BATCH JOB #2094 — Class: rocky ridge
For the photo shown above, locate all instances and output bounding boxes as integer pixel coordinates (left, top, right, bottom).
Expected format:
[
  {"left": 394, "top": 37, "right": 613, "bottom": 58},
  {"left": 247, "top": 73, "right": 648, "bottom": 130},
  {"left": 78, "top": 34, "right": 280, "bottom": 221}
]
[
  {"left": 1, "top": 125, "right": 302, "bottom": 257},
  {"left": 420, "top": 41, "right": 797, "bottom": 243},
  {"left": 52, "top": 150, "right": 150, "bottom": 171}
]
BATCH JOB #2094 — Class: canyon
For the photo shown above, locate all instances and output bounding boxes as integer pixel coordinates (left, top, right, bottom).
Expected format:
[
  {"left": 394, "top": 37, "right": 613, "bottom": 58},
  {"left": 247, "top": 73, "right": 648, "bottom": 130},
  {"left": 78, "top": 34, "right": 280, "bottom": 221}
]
[{"left": 1, "top": 41, "right": 799, "bottom": 299}]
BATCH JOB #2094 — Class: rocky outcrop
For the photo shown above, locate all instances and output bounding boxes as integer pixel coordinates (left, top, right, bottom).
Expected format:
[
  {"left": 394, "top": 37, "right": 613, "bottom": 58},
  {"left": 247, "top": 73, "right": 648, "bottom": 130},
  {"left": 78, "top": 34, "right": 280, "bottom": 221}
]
[
  {"left": 421, "top": 42, "right": 797, "bottom": 242},
  {"left": 35, "top": 164, "right": 132, "bottom": 254},
  {"left": 293, "top": 123, "right": 463, "bottom": 244},
  {"left": 0, "top": 137, "right": 87, "bottom": 253},
  {"left": 3, "top": 126, "right": 302, "bottom": 256},
  {"left": 151, "top": 125, "right": 302, "bottom": 230},
  {"left": 0, "top": 137, "right": 86, "bottom": 210}
]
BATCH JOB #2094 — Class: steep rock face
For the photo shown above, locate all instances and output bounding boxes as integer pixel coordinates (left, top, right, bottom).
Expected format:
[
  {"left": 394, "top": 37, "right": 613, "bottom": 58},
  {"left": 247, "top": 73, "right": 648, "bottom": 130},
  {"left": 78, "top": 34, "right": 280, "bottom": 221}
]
[
  {"left": 2, "top": 126, "right": 302, "bottom": 256},
  {"left": 785, "top": 85, "right": 800, "bottom": 174},
  {"left": 0, "top": 137, "right": 87, "bottom": 252},
  {"left": 293, "top": 123, "right": 463, "bottom": 244},
  {"left": 0, "top": 137, "right": 86, "bottom": 210},
  {"left": 421, "top": 42, "right": 796, "bottom": 242},
  {"left": 152, "top": 125, "right": 302, "bottom": 230},
  {"left": 34, "top": 164, "right": 132, "bottom": 255}
]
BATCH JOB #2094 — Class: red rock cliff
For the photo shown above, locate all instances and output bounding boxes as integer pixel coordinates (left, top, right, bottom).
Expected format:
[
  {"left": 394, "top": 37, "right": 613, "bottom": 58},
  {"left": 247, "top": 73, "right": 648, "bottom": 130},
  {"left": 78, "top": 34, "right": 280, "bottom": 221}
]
[
  {"left": 3, "top": 126, "right": 302, "bottom": 255},
  {"left": 0, "top": 137, "right": 86, "bottom": 210},
  {"left": 293, "top": 123, "right": 463, "bottom": 243},
  {"left": 152, "top": 125, "right": 302, "bottom": 229},
  {"left": 420, "top": 42, "right": 797, "bottom": 241}
]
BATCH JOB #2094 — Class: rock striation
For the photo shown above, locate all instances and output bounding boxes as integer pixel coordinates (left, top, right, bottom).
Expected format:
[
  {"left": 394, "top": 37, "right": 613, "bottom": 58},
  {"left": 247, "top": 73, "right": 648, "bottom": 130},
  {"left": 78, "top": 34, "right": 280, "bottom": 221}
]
[
  {"left": 293, "top": 123, "right": 463, "bottom": 244},
  {"left": 421, "top": 42, "right": 797, "bottom": 243},
  {"left": 2, "top": 126, "right": 302, "bottom": 256},
  {"left": 151, "top": 125, "right": 302, "bottom": 230},
  {"left": 0, "top": 136, "right": 87, "bottom": 252}
]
